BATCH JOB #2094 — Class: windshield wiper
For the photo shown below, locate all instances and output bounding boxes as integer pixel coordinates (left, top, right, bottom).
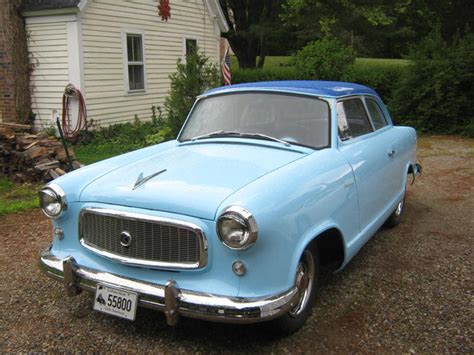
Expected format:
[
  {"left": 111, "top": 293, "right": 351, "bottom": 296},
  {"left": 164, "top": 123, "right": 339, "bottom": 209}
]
[
  {"left": 190, "top": 130, "right": 241, "bottom": 141},
  {"left": 239, "top": 132, "right": 291, "bottom": 147},
  {"left": 190, "top": 130, "right": 291, "bottom": 147}
]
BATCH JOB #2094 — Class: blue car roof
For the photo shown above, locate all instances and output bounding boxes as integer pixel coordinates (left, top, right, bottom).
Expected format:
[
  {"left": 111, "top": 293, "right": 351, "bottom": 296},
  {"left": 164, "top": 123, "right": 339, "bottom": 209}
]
[{"left": 204, "top": 80, "right": 378, "bottom": 98}]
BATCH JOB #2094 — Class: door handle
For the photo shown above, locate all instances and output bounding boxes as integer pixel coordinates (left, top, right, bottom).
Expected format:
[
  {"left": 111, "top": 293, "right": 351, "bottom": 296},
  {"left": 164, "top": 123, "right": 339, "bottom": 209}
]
[{"left": 388, "top": 150, "right": 395, "bottom": 157}]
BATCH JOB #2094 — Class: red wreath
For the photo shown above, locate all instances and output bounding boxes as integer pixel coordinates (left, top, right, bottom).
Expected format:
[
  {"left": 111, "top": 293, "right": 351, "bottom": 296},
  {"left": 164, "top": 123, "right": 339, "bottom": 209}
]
[{"left": 158, "top": 0, "right": 171, "bottom": 21}]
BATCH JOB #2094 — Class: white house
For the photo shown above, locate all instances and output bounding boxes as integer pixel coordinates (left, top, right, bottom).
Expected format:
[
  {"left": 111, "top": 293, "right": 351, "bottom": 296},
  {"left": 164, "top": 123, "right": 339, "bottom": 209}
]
[{"left": 22, "top": 0, "right": 228, "bottom": 130}]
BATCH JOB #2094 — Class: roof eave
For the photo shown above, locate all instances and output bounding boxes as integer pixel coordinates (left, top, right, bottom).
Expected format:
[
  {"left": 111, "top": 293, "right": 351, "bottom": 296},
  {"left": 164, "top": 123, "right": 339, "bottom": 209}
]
[
  {"left": 22, "top": 0, "right": 87, "bottom": 17},
  {"left": 22, "top": 7, "right": 79, "bottom": 17},
  {"left": 204, "top": 0, "right": 230, "bottom": 33}
]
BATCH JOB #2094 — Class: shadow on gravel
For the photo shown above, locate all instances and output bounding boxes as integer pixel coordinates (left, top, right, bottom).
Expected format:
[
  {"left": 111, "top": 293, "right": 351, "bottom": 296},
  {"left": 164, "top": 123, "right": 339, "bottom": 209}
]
[{"left": 84, "top": 265, "right": 356, "bottom": 348}]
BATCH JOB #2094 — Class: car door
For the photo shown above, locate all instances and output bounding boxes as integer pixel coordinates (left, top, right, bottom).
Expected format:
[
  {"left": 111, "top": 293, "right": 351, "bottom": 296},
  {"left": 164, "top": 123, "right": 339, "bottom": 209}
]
[
  {"left": 337, "top": 96, "right": 394, "bottom": 232},
  {"left": 363, "top": 96, "right": 405, "bottom": 200}
]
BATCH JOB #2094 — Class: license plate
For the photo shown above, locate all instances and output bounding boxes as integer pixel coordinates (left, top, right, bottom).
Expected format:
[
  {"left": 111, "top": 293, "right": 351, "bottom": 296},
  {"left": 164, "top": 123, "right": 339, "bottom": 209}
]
[{"left": 93, "top": 284, "right": 138, "bottom": 321}]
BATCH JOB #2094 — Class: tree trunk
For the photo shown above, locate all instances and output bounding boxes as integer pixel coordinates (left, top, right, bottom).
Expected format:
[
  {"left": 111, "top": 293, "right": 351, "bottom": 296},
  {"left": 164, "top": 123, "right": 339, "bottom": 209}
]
[
  {"left": 237, "top": 54, "right": 257, "bottom": 69},
  {"left": 227, "top": 36, "right": 258, "bottom": 69},
  {"left": 257, "top": 36, "right": 266, "bottom": 68}
]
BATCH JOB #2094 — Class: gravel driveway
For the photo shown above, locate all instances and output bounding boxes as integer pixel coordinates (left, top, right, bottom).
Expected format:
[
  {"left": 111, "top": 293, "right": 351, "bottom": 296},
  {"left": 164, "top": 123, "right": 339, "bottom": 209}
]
[{"left": 1, "top": 136, "right": 473, "bottom": 353}]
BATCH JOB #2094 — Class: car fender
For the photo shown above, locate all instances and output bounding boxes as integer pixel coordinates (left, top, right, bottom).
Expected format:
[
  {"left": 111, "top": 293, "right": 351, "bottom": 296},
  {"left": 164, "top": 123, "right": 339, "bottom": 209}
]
[{"left": 217, "top": 148, "right": 358, "bottom": 298}]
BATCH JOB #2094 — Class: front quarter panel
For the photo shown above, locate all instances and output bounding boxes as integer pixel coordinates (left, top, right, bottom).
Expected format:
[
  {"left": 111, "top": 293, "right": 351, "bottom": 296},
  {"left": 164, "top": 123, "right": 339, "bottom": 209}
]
[{"left": 217, "top": 148, "right": 358, "bottom": 298}]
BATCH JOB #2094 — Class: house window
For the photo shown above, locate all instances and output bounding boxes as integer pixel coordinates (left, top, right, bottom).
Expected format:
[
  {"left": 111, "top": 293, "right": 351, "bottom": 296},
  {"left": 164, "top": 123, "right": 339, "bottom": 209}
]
[
  {"left": 126, "top": 34, "right": 145, "bottom": 91},
  {"left": 185, "top": 38, "right": 197, "bottom": 57}
]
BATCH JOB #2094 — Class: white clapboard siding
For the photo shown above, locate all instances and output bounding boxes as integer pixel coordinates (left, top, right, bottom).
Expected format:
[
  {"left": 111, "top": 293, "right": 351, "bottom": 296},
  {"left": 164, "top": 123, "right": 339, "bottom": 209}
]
[
  {"left": 81, "top": 0, "right": 220, "bottom": 125},
  {"left": 27, "top": 21, "right": 69, "bottom": 130}
]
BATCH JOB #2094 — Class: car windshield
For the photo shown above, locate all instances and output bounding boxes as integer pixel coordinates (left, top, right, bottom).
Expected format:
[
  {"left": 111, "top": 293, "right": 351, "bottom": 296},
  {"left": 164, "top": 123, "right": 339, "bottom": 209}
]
[{"left": 178, "top": 92, "right": 330, "bottom": 149}]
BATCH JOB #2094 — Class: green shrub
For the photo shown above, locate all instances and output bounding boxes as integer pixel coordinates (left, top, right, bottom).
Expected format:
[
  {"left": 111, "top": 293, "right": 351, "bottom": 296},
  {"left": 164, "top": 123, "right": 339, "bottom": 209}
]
[
  {"left": 74, "top": 106, "right": 172, "bottom": 164},
  {"left": 233, "top": 58, "right": 407, "bottom": 107},
  {"left": 165, "top": 52, "right": 220, "bottom": 136},
  {"left": 232, "top": 66, "right": 303, "bottom": 84},
  {"left": 343, "top": 62, "right": 407, "bottom": 104},
  {"left": 390, "top": 32, "right": 474, "bottom": 135},
  {"left": 292, "top": 38, "right": 355, "bottom": 80}
]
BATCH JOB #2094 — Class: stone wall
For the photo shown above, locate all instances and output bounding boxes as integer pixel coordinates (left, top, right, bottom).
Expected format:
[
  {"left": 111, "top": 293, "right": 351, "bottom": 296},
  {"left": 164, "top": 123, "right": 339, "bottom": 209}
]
[{"left": 0, "top": 0, "right": 31, "bottom": 123}]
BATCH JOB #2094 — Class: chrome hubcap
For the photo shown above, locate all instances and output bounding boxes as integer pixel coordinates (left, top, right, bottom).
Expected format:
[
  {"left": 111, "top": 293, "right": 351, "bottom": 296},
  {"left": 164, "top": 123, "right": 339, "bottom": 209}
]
[
  {"left": 395, "top": 199, "right": 404, "bottom": 216},
  {"left": 289, "top": 250, "right": 314, "bottom": 317}
]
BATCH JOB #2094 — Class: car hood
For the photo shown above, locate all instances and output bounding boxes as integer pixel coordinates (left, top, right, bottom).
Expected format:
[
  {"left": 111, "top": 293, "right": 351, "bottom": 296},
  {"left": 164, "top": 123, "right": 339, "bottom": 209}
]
[{"left": 79, "top": 142, "right": 306, "bottom": 220}]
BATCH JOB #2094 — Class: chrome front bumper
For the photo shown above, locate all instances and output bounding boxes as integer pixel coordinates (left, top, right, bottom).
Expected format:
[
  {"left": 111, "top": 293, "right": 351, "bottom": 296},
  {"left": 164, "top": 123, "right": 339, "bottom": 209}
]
[{"left": 39, "top": 246, "right": 299, "bottom": 325}]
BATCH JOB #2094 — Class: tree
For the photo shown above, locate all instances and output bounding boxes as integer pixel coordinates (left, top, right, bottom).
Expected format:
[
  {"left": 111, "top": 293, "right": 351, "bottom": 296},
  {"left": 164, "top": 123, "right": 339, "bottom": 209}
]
[
  {"left": 281, "top": 0, "right": 472, "bottom": 58},
  {"left": 165, "top": 52, "right": 220, "bottom": 136},
  {"left": 427, "top": 0, "right": 473, "bottom": 40},
  {"left": 281, "top": 0, "right": 406, "bottom": 56},
  {"left": 390, "top": 31, "right": 474, "bottom": 135},
  {"left": 293, "top": 37, "right": 355, "bottom": 80},
  {"left": 219, "top": 0, "right": 288, "bottom": 68}
]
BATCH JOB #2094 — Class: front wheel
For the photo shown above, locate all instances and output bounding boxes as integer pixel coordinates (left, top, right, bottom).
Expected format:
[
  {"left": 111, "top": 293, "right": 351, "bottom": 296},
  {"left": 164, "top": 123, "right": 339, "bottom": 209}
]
[{"left": 268, "top": 247, "right": 319, "bottom": 335}]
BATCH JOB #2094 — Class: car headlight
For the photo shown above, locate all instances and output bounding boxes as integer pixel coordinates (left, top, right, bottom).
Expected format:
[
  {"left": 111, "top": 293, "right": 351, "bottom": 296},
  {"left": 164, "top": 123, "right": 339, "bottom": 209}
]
[
  {"left": 39, "top": 183, "right": 67, "bottom": 219},
  {"left": 216, "top": 206, "right": 257, "bottom": 250}
]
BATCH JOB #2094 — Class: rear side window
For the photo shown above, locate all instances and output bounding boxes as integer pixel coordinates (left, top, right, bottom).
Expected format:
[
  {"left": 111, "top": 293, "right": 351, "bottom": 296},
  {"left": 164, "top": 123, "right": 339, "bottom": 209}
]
[
  {"left": 337, "top": 98, "right": 373, "bottom": 140},
  {"left": 366, "top": 98, "right": 387, "bottom": 130}
]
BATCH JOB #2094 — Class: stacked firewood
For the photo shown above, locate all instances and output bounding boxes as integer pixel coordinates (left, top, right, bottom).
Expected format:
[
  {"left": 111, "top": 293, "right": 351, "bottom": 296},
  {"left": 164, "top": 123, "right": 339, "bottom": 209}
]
[{"left": 0, "top": 123, "right": 81, "bottom": 182}]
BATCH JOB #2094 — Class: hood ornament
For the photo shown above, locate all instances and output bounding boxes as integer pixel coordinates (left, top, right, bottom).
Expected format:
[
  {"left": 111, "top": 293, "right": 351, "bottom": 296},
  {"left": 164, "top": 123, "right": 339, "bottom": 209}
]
[{"left": 133, "top": 169, "right": 167, "bottom": 190}]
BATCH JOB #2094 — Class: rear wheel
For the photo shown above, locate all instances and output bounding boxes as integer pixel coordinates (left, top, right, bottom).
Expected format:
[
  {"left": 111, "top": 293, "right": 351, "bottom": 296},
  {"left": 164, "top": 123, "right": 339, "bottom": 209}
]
[
  {"left": 268, "top": 247, "right": 319, "bottom": 335},
  {"left": 385, "top": 183, "right": 407, "bottom": 228}
]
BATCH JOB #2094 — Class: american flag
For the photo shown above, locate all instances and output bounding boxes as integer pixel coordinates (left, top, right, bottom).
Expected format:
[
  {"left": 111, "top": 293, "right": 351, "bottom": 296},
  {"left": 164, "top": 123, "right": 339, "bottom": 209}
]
[{"left": 221, "top": 47, "right": 232, "bottom": 86}]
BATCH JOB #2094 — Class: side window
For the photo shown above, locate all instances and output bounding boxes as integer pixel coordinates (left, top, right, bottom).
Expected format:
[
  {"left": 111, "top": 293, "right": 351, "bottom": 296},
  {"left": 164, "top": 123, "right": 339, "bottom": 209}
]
[
  {"left": 337, "top": 98, "right": 373, "bottom": 140},
  {"left": 366, "top": 98, "right": 387, "bottom": 130}
]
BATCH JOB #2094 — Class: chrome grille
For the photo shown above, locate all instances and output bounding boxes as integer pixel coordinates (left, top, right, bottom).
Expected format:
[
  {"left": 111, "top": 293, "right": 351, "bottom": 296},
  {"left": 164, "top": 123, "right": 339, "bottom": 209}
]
[{"left": 79, "top": 208, "right": 207, "bottom": 269}]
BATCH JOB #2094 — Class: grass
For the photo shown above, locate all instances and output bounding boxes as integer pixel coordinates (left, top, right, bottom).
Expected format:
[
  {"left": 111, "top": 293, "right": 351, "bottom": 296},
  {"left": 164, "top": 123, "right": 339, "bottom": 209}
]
[
  {"left": 231, "top": 56, "right": 292, "bottom": 69},
  {"left": 0, "top": 177, "right": 40, "bottom": 216},
  {"left": 74, "top": 143, "right": 134, "bottom": 165},
  {"left": 231, "top": 55, "right": 410, "bottom": 70},
  {"left": 354, "top": 57, "right": 410, "bottom": 67},
  {"left": 73, "top": 119, "right": 169, "bottom": 165}
]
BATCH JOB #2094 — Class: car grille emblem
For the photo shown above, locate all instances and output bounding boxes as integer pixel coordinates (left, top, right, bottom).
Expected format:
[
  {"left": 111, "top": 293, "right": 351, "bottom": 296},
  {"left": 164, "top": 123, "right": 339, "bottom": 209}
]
[{"left": 120, "top": 231, "right": 132, "bottom": 247}]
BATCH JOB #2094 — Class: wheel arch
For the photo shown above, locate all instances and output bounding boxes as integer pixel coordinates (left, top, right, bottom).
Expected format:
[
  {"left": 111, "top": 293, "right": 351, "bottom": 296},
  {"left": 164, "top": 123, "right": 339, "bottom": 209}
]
[{"left": 295, "top": 225, "right": 346, "bottom": 276}]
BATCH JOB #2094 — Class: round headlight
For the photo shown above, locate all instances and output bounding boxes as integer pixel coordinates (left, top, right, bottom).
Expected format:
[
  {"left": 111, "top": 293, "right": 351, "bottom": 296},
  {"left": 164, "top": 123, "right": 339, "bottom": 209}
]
[
  {"left": 216, "top": 206, "right": 257, "bottom": 250},
  {"left": 39, "top": 184, "right": 67, "bottom": 219}
]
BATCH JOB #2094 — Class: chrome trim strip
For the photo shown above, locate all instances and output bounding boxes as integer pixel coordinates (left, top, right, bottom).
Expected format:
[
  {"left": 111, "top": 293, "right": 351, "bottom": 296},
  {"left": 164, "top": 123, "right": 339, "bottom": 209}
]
[
  {"left": 200, "top": 87, "right": 382, "bottom": 100},
  {"left": 39, "top": 247, "right": 299, "bottom": 324},
  {"left": 79, "top": 207, "right": 208, "bottom": 270}
]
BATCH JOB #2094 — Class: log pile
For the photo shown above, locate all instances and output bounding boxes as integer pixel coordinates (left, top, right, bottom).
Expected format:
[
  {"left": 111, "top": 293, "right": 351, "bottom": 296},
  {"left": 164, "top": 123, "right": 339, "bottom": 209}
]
[{"left": 0, "top": 124, "right": 81, "bottom": 182}]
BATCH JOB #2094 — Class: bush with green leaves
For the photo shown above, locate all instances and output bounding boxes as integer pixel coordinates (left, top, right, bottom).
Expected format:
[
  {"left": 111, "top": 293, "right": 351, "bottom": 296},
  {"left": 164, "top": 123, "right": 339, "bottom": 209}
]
[
  {"left": 74, "top": 106, "right": 171, "bottom": 165},
  {"left": 292, "top": 38, "right": 355, "bottom": 80},
  {"left": 165, "top": 52, "right": 220, "bottom": 136},
  {"left": 343, "top": 62, "right": 407, "bottom": 104},
  {"left": 390, "top": 32, "right": 474, "bottom": 136},
  {"left": 233, "top": 66, "right": 303, "bottom": 84}
]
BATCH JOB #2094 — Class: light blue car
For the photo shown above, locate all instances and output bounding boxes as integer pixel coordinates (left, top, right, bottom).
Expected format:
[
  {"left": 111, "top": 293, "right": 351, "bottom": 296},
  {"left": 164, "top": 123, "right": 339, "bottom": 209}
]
[{"left": 39, "top": 81, "right": 421, "bottom": 334}]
